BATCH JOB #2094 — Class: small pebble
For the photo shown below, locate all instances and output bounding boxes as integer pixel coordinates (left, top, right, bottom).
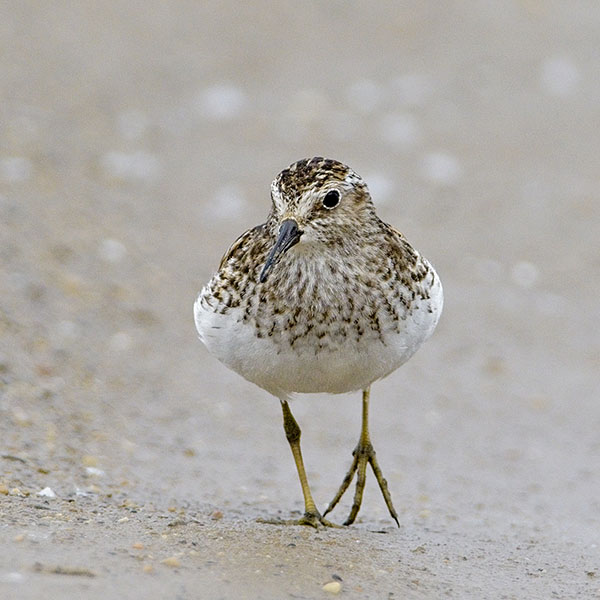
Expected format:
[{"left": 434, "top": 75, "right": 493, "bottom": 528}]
[
  {"left": 211, "top": 510, "right": 223, "bottom": 520},
  {"left": 160, "top": 556, "right": 181, "bottom": 568},
  {"left": 117, "top": 517, "right": 129, "bottom": 523},
  {"left": 37, "top": 487, "right": 56, "bottom": 498},
  {"left": 13, "top": 534, "right": 25, "bottom": 542},
  {"left": 132, "top": 542, "right": 144, "bottom": 550},
  {"left": 82, "top": 455, "right": 98, "bottom": 467},
  {"left": 322, "top": 581, "right": 342, "bottom": 594},
  {"left": 85, "top": 467, "right": 105, "bottom": 477},
  {"left": 143, "top": 564, "right": 154, "bottom": 574}
]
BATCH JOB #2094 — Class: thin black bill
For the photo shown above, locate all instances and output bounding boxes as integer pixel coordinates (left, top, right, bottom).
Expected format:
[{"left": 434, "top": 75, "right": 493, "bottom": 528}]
[{"left": 259, "top": 219, "right": 302, "bottom": 283}]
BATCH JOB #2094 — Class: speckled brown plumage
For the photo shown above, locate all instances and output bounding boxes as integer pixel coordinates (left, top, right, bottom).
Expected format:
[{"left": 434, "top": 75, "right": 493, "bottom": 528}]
[{"left": 199, "top": 158, "right": 437, "bottom": 361}]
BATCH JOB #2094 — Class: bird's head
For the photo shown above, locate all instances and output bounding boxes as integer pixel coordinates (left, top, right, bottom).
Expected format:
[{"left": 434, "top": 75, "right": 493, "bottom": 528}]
[{"left": 259, "top": 157, "right": 376, "bottom": 282}]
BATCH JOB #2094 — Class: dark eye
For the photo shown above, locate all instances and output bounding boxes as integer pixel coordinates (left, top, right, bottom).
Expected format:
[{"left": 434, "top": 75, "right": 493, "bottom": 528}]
[{"left": 322, "top": 190, "right": 340, "bottom": 209}]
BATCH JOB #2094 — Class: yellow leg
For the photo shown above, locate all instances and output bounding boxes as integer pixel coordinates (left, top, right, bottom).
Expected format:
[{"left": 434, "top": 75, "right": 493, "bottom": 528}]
[
  {"left": 323, "top": 387, "right": 400, "bottom": 526},
  {"left": 259, "top": 400, "right": 339, "bottom": 528}
]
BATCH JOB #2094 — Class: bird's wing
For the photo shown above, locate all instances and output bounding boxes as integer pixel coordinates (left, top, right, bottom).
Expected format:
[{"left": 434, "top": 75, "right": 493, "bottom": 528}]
[
  {"left": 388, "top": 225, "right": 406, "bottom": 241},
  {"left": 218, "top": 224, "right": 266, "bottom": 270},
  {"left": 380, "top": 222, "right": 422, "bottom": 275}
]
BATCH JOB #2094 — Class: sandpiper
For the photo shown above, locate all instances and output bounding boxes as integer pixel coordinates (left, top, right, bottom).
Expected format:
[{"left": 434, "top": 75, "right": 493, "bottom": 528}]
[{"left": 194, "top": 157, "right": 443, "bottom": 527}]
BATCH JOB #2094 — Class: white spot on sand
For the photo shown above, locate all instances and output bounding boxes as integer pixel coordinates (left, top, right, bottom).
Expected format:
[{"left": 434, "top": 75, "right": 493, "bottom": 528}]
[
  {"left": 345, "top": 79, "right": 383, "bottom": 114},
  {"left": 379, "top": 113, "right": 421, "bottom": 148},
  {"left": 98, "top": 239, "right": 127, "bottom": 263},
  {"left": 109, "top": 332, "right": 132, "bottom": 352},
  {"left": 202, "top": 183, "right": 247, "bottom": 221},
  {"left": 540, "top": 57, "right": 580, "bottom": 97},
  {"left": 101, "top": 151, "right": 161, "bottom": 181},
  {"left": 421, "top": 152, "right": 462, "bottom": 186},
  {"left": 37, "top": 487, "right": 56, "bottom": 498},
  {"left": 85, "top": 467, "right": 106, "bottom": 477},
  {"left": 0, "top": 572, "right": 24, "bottom": 583},
  {"left": 195, "top": 83, "right": 247, "bottom": 120},
  {"left": 0, "top": 157, "right": 32, "bottom": 182},
  {"left": 511, "top": 261, "right": 539, "bottom": 288}
]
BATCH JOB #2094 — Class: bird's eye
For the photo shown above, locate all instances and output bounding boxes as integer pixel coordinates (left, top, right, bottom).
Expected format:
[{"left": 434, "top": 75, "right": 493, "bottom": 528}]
[{"left": 322, "top": 190, "right": 340, "bottom": 209}]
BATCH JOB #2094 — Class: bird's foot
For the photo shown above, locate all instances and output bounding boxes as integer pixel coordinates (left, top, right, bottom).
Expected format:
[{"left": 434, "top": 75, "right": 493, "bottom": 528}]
[
  {"left": 257, "top": 510, "right": 341, "bottom": 528},
  {"left": 323, "top": 439, "right": 400, "bottom": 527}
]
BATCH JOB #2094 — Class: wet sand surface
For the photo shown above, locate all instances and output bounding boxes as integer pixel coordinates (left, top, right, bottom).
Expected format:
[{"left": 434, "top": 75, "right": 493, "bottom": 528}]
[{"left": 1, "top": 3, "right": 599, "bottom": 598}]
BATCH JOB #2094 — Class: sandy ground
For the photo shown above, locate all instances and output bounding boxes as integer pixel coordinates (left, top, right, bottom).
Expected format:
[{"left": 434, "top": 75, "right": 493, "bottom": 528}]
[{"left": 1, "top": 2, "right": 599, "bottom": 599}]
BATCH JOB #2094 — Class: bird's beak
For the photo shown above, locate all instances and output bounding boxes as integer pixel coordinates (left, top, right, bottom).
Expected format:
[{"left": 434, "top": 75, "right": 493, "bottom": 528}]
[{"left": 259, "top": 219, "right": 302, "bottom": 283}]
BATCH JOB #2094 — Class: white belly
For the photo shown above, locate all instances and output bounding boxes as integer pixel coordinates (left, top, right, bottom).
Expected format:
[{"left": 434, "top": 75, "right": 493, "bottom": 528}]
[{"left": 194, "top": 269, "right": 443, "bottom": 399}]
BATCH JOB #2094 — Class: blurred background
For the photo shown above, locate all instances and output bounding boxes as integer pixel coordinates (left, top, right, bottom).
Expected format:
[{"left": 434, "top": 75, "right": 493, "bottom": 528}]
[{"left": 1, "top": 0, "right": 599, "bottom": 550}]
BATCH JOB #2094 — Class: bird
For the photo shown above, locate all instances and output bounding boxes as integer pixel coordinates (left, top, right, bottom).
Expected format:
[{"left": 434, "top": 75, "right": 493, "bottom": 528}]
[{"left": 194, "top": 157, "right": 443, "bottom": 527}]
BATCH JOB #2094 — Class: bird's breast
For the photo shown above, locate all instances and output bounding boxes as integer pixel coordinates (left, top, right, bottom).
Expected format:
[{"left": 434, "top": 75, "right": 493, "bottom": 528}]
[{"left": 194, "top": 251, "right": 442, "bottom": 396}]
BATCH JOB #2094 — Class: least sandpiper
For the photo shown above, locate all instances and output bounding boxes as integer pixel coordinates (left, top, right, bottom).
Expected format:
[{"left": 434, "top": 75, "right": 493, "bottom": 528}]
[{"left": 194, "top": 157, "right": 443, "bottom": 527}]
